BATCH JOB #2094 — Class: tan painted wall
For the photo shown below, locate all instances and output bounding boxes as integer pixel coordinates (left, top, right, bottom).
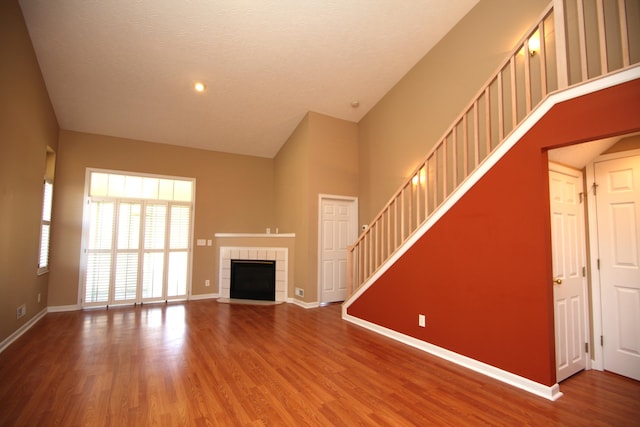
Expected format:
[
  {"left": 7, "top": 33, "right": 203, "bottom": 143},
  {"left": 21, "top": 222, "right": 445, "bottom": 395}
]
[
  {"left": 604, "top": 134, "right": 640, "bottom": 154},
  {"left": 306, "top": 112, "right": 358, "bottom": 302},
  {"left": 274, "top": 115, "right": 311, "bottom": 300},
  {"left": 274, "top": 112, "right": 358, "bottom": 302},
  {"left": 0, "top": 0, "right": 59, "bottom": 343},
  {"left": 48, "top": 130, "right": 275, "bottom": 306},
  {"left": 358, "top": 0, "right": 550, "bottom": 224}
]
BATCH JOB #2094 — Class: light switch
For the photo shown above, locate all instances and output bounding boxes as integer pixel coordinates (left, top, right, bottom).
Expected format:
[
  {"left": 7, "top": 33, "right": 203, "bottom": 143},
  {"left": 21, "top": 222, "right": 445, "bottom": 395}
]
[{"left": 418, "top": 314, "right": 426, "bottom": 327}]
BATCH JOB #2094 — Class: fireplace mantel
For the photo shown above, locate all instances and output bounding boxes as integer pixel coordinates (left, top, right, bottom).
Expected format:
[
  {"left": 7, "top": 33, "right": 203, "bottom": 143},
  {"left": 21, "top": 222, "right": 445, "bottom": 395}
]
[{"left": 214, "top": 233, "right": 295, "bottom": 238}]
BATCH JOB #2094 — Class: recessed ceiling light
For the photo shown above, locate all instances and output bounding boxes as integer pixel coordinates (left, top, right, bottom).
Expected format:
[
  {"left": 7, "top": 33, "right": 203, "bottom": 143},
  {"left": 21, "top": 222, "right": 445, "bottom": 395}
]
[{"left": 194, "top": 81, "right": 207, "bottom": 93}]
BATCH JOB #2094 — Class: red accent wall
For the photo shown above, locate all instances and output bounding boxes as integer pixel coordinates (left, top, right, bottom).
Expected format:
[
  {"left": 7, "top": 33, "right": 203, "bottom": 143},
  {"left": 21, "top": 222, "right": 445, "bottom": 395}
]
[{"left": 347, "top": 78, "right": 640, "bottom": 386}]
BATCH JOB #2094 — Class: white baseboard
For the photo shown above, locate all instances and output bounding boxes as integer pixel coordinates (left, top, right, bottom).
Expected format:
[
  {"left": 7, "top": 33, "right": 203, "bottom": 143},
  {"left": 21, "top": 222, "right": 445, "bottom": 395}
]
[
  {"left": 192, "top": 294, "right": 318, "bottom": 308},
  {"left": 0, "top": 308, "right": 48, "bottom": 354},
  {"left": 288, "top": 298, "right": 320, "bottom": 309},
  {"left": 47, "top": 304, "right": 81, "bottom": 312},
  {"left": 189, "top": 293, "right": 219, "bottom": 301},
  {"left": 342, "top": 311, "right": 563, "bottom": 401}
]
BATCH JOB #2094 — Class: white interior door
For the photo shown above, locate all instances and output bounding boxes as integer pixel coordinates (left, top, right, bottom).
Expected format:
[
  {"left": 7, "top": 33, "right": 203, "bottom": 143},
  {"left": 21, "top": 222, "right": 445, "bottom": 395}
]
[
  {"left": 594, "top": 154, "right": 640, "bottom": 381},
  {"left": 319, "top": 196, "right": 357, "bottom": 304},
  {"left": 549, "top": 164, "right": 588, "bottom": 382}
]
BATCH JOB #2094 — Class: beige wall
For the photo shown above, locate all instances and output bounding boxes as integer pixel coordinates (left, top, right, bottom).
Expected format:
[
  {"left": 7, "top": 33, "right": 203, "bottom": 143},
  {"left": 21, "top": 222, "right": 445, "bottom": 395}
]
[
  {"left": 274, "top": 114, "right": 311, "bottom": 301},
  {"left": 358, "top": 0, "right": 550, "bottom": 224},
  {"left": 48, "top": 130, "right": 275, "bottom": 306},
  {"left": 274, "top": 112, "right": 358, "bottom": 302},
  {"left": 306, "top": 113, "right": 359, "bottom": 302},
  {"left": 0, "top": 0, "right": 59, "bottom": 342},
  {"left": 605, "top": 134, "right": 640, "bottom": 154}
]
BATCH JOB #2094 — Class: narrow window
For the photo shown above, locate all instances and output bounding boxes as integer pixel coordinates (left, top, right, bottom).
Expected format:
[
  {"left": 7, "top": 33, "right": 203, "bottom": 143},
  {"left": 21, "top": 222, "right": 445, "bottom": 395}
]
[
  {"left": 37, "top": 179, "right": 53, "bottom": 274},
  {"left": 38, "top": 148, "right": 56, "bottom": 275}
]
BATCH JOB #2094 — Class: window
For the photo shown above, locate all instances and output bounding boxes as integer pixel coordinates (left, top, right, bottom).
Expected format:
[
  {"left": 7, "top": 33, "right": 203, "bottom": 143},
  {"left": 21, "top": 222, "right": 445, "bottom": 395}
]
[
  {"left": 37, "top": 179, "right": 53, "bottom": 274},
  {"left": 81, "top": 170, "right": 194, "bottom": 306}
]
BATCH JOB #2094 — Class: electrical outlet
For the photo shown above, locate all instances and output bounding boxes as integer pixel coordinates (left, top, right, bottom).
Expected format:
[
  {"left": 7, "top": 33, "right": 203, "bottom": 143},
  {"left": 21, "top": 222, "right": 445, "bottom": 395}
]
[
  {"left": 17, "top": 304, "right": 26, "bottom": 320},
  {"left": 418, "top": 314, "right": 426, "bottom": 327},
  {"left": 295, "top": 287, "right": 304, "bottom": 297},
  {"left": 205, "top": 279, "right": 210, "bottom": 287}
]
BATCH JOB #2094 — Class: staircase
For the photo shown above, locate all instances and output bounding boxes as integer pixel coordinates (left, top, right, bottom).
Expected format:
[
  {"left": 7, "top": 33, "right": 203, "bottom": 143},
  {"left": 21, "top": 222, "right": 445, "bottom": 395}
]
[{"left": 346, "top": 0, "right": 640, "bottom": 300}]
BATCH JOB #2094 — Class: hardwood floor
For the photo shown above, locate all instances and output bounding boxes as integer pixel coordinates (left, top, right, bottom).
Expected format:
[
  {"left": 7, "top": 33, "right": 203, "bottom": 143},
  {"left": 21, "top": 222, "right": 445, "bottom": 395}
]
[{"left": 1, "top": 301, "right": 638, "bottom": 426}]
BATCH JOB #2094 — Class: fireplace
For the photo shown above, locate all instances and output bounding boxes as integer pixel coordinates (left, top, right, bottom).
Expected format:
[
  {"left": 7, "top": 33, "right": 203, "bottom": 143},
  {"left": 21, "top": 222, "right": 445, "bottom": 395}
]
[
  {"left": 230, "top": 259, "right": 276, "bottom": 301},
  {"left": 218, "top": 245, "right": 289, "bottom": 302}
]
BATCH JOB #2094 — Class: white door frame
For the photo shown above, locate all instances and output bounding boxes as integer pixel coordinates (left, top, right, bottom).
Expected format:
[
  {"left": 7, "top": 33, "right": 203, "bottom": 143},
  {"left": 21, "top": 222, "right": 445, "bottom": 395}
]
[
  {"left": 585, "top": 148, "right": 640, "bottom": 372},
  {"left": 317, "top": 194, "right": 358, "bottom": 305}
]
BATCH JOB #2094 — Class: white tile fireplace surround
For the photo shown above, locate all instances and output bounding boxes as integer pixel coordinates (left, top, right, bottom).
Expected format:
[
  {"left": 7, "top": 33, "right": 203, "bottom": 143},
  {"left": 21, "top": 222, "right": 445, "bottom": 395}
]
[{"left": 219, "top": 246, "right": 288, "bottom": 301}]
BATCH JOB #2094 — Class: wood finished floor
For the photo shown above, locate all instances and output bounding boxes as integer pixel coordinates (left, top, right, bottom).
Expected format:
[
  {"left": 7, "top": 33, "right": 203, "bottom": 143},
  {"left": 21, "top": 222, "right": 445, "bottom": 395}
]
[{"left": 0, "top": 301, "right": 638, "bottom": 426}]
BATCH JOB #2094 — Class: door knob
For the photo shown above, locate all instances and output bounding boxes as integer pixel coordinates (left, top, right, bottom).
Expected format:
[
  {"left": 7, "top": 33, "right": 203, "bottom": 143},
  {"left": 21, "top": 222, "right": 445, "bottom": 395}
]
[{"left": 553, "top": 277, "right": 563, "bottom": 285}]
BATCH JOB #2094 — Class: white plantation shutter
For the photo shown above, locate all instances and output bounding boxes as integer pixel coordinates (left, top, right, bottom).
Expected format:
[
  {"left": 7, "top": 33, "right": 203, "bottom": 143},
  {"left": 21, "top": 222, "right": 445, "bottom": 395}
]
[
  {"left": 89, "top": 201, "right": 115, "bottom": 250},
  {"left": 38, "top": 225, "right": 50, "bottom": 268},
  {"left": 115, "top": 253, "right": 138, "bottom": 301},
  {"left": 85, "top": 201, "right": 115, "bottom": 303},
  {"left": 142, "top": 252, "right": 164, "bottom": 299},
  {"left": 168, "top": 205, "right": 191, "bottom": 297},
  {"left": 142, "top": 204, "right": 166, "bottom": 300},
  {"left": 82, "top": 170, "right": 193, "bottom": 306},
  {"left": 167, "top": 252, "right": 188, "bottom": 296},
  {"left": 113, "top": 203, "right": 141, "bottom": 302},
  {"left": 86, "top": 253, "right": 112, "bottom": 303},
  {"left": 144, "top": 204, "right": 166, "bottom": 249},
  {"left": 170, "top": 205, "right": 190, "bottom": 249},
  {"left": 117, "top": 203, "right": 140, "bottom": 250},
  {"left": 38, "top": 180, "right": 54, "bottom": 273}
]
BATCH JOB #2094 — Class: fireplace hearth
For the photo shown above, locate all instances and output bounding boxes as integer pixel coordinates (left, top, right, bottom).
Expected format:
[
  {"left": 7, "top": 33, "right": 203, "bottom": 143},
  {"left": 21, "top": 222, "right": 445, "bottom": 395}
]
[{"left": 230, "top": 259, "right": 276, "bottom": 301}]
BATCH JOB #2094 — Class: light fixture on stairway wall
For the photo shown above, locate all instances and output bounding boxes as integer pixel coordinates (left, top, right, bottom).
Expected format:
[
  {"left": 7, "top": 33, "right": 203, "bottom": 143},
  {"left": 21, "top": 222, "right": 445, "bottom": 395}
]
[
  {"left": 193, "top": 81, "right": 207, "bottom": 93},
  {"left": 528, "top": 31, "right": 541, "bottom": 57},
  {"left": 411, "top": 169, "right": 426, "bottom": 186}
]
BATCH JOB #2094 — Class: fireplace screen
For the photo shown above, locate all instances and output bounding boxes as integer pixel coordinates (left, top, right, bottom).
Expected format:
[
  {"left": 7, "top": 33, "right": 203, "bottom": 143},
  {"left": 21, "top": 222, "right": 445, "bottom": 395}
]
[{"left": 230, "top": 260, "right": 276, "bottom": 301}]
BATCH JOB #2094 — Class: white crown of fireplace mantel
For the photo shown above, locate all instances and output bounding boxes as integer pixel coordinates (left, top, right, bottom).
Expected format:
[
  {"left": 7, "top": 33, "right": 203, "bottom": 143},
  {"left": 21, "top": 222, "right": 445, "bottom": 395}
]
[
  {"left": 214, "top": 233, "right": 295, "bottom": 238},
  {"left": 219, "top": 246, "right": 288, "bottom": 302}
]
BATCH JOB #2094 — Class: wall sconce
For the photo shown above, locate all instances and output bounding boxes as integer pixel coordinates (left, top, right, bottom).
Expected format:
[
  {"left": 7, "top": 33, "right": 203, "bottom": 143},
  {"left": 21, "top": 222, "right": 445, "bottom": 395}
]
[
  {"left": 412, "top": 170, "right": 426, "bottom": 186},
  {"left": 528, "top": 32, "right": 541, "bottom": 57},
  {"left": 193, "top": 81, "right": 207, "bottom": 93}
]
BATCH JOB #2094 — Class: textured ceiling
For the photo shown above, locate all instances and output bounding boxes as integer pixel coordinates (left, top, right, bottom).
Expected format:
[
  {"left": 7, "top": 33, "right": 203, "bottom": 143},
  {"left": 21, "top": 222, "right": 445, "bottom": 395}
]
[{"left": 19, "top": 0, "right": 478, "bottom": 158}]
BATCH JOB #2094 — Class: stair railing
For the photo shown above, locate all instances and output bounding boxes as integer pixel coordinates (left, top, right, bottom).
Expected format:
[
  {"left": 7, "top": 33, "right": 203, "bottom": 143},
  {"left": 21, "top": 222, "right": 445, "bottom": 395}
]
[{"left": 347, "top": 0, "right": 638, "bottom": 296}]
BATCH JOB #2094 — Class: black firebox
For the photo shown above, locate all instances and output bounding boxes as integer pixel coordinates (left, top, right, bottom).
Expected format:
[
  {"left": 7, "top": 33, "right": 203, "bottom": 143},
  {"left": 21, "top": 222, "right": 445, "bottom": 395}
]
[{"left": 230, "top": 260, "right": 276, "bottom": 301}]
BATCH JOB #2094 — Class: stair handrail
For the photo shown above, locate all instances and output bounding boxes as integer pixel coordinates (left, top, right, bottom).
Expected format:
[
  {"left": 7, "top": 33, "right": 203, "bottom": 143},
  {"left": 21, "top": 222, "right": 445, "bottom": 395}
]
[{"left": 347, "top": 0, "right": 638, "bottom": 296}]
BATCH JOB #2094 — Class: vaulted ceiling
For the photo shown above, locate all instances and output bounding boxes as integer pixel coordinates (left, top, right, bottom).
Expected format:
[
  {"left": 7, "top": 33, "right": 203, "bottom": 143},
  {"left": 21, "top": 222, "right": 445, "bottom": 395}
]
[{"left": 19, "top": 0, "right": 478, "bottom": 158}]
